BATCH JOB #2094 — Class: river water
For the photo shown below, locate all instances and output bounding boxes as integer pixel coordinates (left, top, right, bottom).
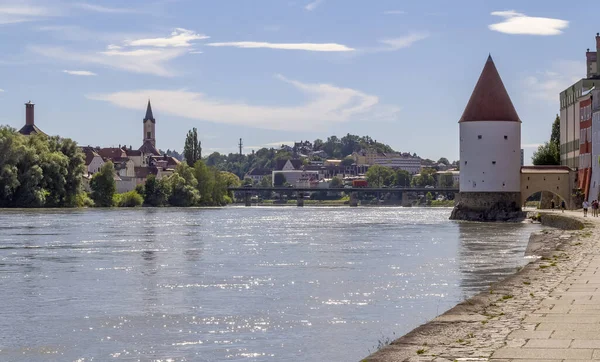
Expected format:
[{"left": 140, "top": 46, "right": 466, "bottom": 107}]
[{"left": 0, "top": 207, "right": 540, "bottom": 362}]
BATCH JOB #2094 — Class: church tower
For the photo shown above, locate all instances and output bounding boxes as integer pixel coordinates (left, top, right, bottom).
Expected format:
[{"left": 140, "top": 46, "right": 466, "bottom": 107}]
[
  {"left": 143, "top": 100, "right": 156, "bottom": 147},
  {"left": 450, "top": 55, "right": 524, "bottom": 221}
]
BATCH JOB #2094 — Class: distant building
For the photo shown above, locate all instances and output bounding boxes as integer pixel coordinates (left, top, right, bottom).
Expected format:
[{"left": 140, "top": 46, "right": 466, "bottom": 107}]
[
  {"left": 245, "top": 168, "right": 272, "bottom": 183},
  {"left": 80, "top": 146, "right": 105, "bottom": 175},
  {"left": 579, "top": 94, "right": 593, "bottom": 199},
  {"left": 18, "top": 101, "right": 46, "bottom": 136},
  {"left": 590, "top": 88, "right": 600, "bottom": 201},
  {"left": 352, "top": 150, "right": 421, "bottom": 174},
  {"left": 435, "top": 170, "right": 459, "bottom": 187},
  {"left": 560, "top": 33, "right": 600, "bottom": 168}
]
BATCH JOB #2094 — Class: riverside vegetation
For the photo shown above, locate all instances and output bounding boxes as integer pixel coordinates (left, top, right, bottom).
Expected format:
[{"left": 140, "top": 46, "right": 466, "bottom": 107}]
[{"left": 0, "top": 127, "right": 239, "bottom": 208}]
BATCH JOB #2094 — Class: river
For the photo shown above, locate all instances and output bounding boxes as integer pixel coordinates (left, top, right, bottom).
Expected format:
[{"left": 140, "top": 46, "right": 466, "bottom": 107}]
[{"left": 0, "top": 207, "right": 540, "bottom": 362}]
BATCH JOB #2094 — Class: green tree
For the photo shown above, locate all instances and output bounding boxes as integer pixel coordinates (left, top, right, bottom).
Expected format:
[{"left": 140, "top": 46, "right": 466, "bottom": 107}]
[
  {"left": 144, "top": 175, "right": 171, "bottom": 206},
  {"left": 437, "top": 157, "right": 450, "bottom": 166},
  {"left": 90, "top": 161, "right": 116, "bottom": 207},
  {"left": 365, "top": 165, "right": 395, "bottom": 187},
  {"left": 194, "top": 160, "right": 216, "bottom": 205},
  {"left": 260, "top": 175, "right": 272, "bottom": 187},
  {"left": 184, "top": 128, "right": 202, "bottom": 167},
  {"left": 341, "top": 156, "right": 355, "bottom": 167},
  {"left": 393, "top": 169, "right": 411, "bottom": 187},
  {"left": 532, "top": 142, "right": 560, "bottom": 165},
  {"left": 551, "top": 114, "right": 560, "bottom": 146},
  {"left": 439, "top": 172, "right": 455, "bottom": 188},
  {"left": 243, "top": 177, "right": 254, "bottom": 186},
  {"left": 533, "top": 115, "right": 560, "bottom": 166},
  {"left": 273, "top": 172, "right": 286, "bottom": 187},
  {"left": 330, "top": 176, "right": 344, "bottom": 188},
  {"left": 116, "top": 191, "right": 144, "bottom": 207}
]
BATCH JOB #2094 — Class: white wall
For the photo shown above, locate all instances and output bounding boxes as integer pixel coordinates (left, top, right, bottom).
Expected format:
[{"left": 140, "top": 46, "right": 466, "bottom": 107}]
[
  {"left": 459, "top": 121, "right": 521, "bottom": 192},
  {"left": 88, "top": 156, "right": 104, "bottom": 174}
]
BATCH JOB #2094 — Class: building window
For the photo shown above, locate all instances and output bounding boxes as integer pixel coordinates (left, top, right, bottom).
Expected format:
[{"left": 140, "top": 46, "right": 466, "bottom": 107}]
[
  {"left": 492, "top": 161, "right": 496, "bottom": 165},
  {"left": 464, "top": 161, "right": 467, "bottom": 165},
  {"left": 504, "top": 135, "right": 508, "bottom": 140},
  {"left": 147, "top": 131, "right": 151, "bottom": 139},
  {"left": 478, "top": 135, "right": 482, "bottom": 139}
]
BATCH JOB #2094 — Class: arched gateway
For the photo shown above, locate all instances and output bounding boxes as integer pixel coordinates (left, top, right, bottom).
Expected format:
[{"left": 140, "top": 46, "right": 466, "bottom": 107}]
[{"left": 520, "top": 166, "right": 577, "bottom": 209}]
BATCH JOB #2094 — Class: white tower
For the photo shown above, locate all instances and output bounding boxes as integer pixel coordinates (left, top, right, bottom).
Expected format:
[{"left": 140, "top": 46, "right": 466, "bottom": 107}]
[{"left": 451, "top": 55, "right": 523, "bottom": 221}]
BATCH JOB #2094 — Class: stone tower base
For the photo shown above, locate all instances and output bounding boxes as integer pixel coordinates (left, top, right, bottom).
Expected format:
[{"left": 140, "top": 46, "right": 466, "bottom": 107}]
[{"left": 449, "top": 192, "right": 526, "bottom": 222}]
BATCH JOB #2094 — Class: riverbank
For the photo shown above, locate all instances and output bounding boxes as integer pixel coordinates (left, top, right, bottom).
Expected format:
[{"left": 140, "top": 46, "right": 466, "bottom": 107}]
[{"left": 361, "top": 211, "right": 589, "bottom": 362}]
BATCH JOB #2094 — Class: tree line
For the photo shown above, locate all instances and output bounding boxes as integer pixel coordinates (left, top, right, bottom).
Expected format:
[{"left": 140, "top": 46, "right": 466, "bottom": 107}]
[{"left": 89, "top": 161, "right": 240, "bottom": 207}]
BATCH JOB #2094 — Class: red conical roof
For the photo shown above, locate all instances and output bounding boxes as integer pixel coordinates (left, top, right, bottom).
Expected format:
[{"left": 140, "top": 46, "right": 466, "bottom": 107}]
[{"left": 459, "top": 55, "right": 520, "bottom": 123}]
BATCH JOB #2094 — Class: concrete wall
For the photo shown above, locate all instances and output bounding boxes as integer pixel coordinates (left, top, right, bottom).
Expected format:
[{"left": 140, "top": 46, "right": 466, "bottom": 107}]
[{"left": 459, "top": 121, "right": 521, "bottom": 192}]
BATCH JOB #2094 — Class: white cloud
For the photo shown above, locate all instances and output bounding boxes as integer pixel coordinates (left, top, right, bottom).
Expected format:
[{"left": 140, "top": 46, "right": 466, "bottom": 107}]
[
  {"left": 189, "top": 51, "right": 203, "bottom": 54},
  {"left": 63, "top": 70, "right": 97, "bottom": 76},
  {"left": 522, "top": 60, "right": 583, "bottom": 102},
  {"left": 125, "top": 28, "right": 208, "bottom": 47},
  {"left": 376, "top": 33, "right": 429, "bottom": 51},
  {"left": 489, "top": 10, "right": 568, "bottom": 35},
  {"left": 305, "top": 0, "right": 324, "bottom": 11},
  {"left": 30, "top": 45, "right": 187, "bottom": 77},
  {"left": 87, "top": 75, "right": 401, "bottom": 131},
  {"left": 0, "top": 4, "right": 59, "bottom": 24},
  {"left": 73, "top": 3, "right": 137, "bottom": 14},
  {"left": 207, "top": 41, "right": 354, "bottom": 52},
  {"left": 383, "top": 10, "right": 405, "bottom": 15},
  {"left": 0, "top": 88, "right": 4, "bottom": 92}
]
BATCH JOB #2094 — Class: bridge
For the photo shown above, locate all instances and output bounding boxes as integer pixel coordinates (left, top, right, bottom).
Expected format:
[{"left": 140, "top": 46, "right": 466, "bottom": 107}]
[{"left": 228, "top": 186, "right": 458, "bottom": 207}]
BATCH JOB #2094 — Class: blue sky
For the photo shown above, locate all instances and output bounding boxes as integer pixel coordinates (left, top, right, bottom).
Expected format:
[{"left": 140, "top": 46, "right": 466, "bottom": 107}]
[{"left": 0, "top": 0, "right": 594, "bottom": 163}]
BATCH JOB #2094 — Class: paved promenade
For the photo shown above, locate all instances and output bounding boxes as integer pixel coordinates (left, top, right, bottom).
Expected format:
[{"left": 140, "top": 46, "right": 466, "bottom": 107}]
[
  {"left": 364, "top": 211, "right": 600, "bottom": 362},
  {"left": 490, "top": 211, "right": 600, "bottom": 362}
]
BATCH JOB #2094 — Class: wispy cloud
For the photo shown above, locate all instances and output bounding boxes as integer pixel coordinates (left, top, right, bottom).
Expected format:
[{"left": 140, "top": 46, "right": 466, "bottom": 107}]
[
  {"left": 63, "top": 70, "right": 97, "bottom": 76},
  {"left": 305, "top": 0, "right": 324, "bottom": 11},
  {"left": 126, "top": 28, "right": 209, "bottom": 48},
  {"left": 0, "top": 4, "right": 59, "bottom": 24},
  {"left": 378, "top": 33, "right": 429, "bottom": 50},
  {"left": 489, "top": 10, "right": 568, "bottom": 35},
  {"left": 522, "top": 60, "right": 583, "bottom": 102},
  {"left": 87, "top": 75, "right": 401, "bottom": 131},
  {"left": 207, "top": 41, "right": 354, "bottom": 52},
  {"left": 30, "top": 45, "right": 188, "bottom": 77},
  {"left": 383, "top": 10, "right": 405, "bottom": 15},
  {"left": 73, "top": 3, "right": 137, "bottom": 14},
  {"left": 0, "top": 88, "right": 4, "bottom": 92},
  {"left": 31, "top": 28, "right": 207, "bottom": 76}
]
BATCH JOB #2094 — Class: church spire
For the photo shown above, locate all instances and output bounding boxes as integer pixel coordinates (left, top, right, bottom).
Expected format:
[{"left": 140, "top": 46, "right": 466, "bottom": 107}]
[
  {"left": 144, "top": 99, "right": 155, "bottom": 123},
  {"left": 459, "top": 55, "right": 521, "bottom": 123}
]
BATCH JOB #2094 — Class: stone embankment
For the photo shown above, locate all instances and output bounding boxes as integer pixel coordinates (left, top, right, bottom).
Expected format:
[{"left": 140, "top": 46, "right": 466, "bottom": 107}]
[{"left": 362, "top": 211, "right": 590, "bottom": 362}]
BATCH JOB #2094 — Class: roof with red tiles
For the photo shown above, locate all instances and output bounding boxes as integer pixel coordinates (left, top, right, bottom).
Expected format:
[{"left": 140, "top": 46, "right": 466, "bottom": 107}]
[{"left": 459, "top": 55, "right": 521, "bottom": 123}]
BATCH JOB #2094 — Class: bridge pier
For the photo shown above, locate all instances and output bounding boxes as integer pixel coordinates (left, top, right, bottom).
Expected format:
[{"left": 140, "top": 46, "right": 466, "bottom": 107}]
[
  {"left": 244, "top": 192, "right": 251, "bottom": 207},
  {"left": 297, "top": 192, "right": 304, "bottom": 207},
  {"left": 350, "top": 192, "right": 359, "bottom": 207},
  {"left": 401, "top": 192, "right": 411, "bottom": 207}
]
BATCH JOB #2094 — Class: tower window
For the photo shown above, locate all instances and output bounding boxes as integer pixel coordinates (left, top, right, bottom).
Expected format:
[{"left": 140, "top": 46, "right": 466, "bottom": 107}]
[
  {"left": 492, "top": 161, "right": 496, "bottom": 165},
  {"left": 478, "top": 135, "right": 482, "bottom": 139},
  {"left": 504, "top": 135, "right": 508, "bottom": 140},
  {"left": 147, "top": 132, "right": 151, "bottom": 139},
  {"left": 464, "top": 161, "right": 467, "bottom": 165}
]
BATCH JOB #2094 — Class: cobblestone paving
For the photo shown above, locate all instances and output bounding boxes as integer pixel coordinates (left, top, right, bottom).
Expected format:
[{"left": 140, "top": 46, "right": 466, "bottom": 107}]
[{"left": 363, "top": 211, "right": 597, "bottom": 362}]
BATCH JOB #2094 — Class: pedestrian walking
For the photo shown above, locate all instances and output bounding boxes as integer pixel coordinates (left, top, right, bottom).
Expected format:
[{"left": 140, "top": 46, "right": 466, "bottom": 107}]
[
  {"left": 551, "top": 198, "right": 555, "bottom": 211},
  {"left": 594, "top": 200, "right": 599, "bottom": 217},
  {"left": 561, "top": 200, "right": 566, "bottom": 213},
  {"left": 583, "top": 200, "right": 589, "bottom": 217}
]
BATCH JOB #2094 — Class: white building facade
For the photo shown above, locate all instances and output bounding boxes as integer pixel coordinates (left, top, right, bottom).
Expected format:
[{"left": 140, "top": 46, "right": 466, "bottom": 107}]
[{"left": 459, "top": 121, "right": 521, "bottom": 192}]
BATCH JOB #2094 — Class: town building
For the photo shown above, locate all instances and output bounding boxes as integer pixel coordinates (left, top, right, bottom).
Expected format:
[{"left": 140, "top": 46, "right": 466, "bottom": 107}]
[
  {"left": 18, "top": 101, "right": 46, "bottom": 136},
  {"left": 559, "top": 34, "right": 600, "bottom": 169},
  {"left": 451, "top": 55, "right": 523, "bottom": 220},
  {"left": 352, "top": 150, "right": 421, "bottom": 174},
  {"left": 435, "top": 170, "right": 460, "bottom": 187},
  {"left": 590, "top": 89, "right": 600, "bottom": 201},
  {"left": 80, "top": 146, "right": 105, "bottom": 175},
  {"left": 579, "top": 93, "right": 593, "bottom": 200},
  {"left": 245, "top": 168, "right": 272, "bottom": 184}
]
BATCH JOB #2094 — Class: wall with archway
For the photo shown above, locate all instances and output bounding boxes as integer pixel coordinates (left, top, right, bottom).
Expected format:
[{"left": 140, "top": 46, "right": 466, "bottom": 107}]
[{"left": 520, "top": 166, "right": 576, "bottom": 209}]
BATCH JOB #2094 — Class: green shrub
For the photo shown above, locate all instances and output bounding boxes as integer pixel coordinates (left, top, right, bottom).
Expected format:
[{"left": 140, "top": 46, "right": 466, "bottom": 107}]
[
  {"left": 76, "top": 192, "right": 94, "bottom": 207},
  {"left": 116, "top": 191, "right": 144, "bottom": 207}
]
